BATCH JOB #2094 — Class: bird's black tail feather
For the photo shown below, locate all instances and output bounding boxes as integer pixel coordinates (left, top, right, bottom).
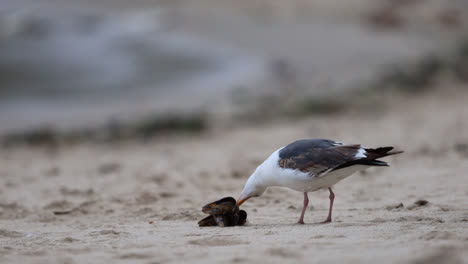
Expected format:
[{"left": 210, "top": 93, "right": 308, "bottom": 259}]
[
  {"left": 332, "top": 146, "right": 402, "bottom": 171},
  {"left": 356, "top": 159, "right": 388, "bottom": 166},
  {"left": 356, "top": 146, "right": 403, "bottom": 167},
  {"left": 365, "top": 147, "right": 404, "bottom": 160}
]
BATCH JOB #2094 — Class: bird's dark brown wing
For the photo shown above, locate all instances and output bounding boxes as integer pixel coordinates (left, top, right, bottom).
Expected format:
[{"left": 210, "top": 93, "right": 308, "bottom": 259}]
[{"left": 278, "top": 140, "right": 361, "bottom": 175}]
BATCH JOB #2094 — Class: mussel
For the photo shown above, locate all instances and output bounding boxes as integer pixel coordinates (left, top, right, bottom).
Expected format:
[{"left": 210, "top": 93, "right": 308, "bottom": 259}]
[{"left": 198, "top": 197, "right": 247, "bottom": 227}]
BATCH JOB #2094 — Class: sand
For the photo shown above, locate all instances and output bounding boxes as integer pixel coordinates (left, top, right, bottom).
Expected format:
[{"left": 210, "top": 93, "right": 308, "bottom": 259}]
[{"left": 1, "top": 87, "right": 468, "bottom": 264}]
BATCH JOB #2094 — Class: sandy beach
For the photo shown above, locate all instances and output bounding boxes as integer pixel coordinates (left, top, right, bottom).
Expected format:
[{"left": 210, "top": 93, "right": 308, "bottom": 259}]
[{"left": 1, "top": 85, "right": 468, "bottom": 264}]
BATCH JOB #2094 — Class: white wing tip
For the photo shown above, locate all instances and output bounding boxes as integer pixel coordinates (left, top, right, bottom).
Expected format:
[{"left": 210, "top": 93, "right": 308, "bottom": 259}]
[{"left": 355, "top": 148, "right": 367, "bottom": 158}]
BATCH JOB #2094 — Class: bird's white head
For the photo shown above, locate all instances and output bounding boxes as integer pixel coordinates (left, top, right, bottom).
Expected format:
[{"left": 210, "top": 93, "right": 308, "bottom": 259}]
[{"left": 237, "top": 172, "right": 267, "bottom": 206}]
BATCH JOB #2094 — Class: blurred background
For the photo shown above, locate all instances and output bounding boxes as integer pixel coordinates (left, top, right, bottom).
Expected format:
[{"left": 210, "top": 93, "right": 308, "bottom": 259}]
[{"left": 1, "top": 0, "right": 468, "bottom": 143}]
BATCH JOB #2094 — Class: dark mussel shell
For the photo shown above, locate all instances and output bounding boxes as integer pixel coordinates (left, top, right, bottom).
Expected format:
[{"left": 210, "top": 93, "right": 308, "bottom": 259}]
[
  {"left": 214, "top": 214, "right": 228, "bottom": 227},
  {"left": 201, "top": 197, "right": 237, "bottom": 215},
  {"left": 215, "top": 211, "right": 242, "bottom": 227},
  {"left": 198, "top": 215, "right": 217, "bottom": 226},
  {"left": 199, "top": 211, "right": 247, "bottom": 227},
  {"left": 198, "top": 197, "right": 248, "bottom": 227},
  {"left": 237, "top": 210, "right": 247, "bottom": 226}
]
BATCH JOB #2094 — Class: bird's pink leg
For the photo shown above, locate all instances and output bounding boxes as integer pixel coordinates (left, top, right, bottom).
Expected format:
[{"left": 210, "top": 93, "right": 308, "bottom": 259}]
[
  {"left": 321, "top": 188, "right": 335, "bottom": 223},
  {"left": 297, "top": 192, "right": 309, "bottom": 224}
]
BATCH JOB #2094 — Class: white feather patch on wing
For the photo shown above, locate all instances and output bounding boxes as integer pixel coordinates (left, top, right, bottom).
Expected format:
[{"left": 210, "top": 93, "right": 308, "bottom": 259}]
[
  {"left": 318, "top": 168, "right": 334, "bottom": 177},
  {"left": 355, "top": 147, "right": 367, "bottom": 158}
]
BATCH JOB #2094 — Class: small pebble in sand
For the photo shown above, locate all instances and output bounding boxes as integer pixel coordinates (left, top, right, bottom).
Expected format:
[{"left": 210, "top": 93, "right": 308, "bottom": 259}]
[
  {"left": 160, "top": 192, "right": 176, "bottom": 198},
  {"left": 407, "top": 199, "right": 429, "bottom": 210},
  {"left": 414, "top": 200, "right": 429, "bottom": 206}
]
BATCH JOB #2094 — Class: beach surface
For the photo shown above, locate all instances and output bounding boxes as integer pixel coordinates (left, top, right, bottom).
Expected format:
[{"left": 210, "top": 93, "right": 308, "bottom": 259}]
[{"left": 1, "top": 86, "right": 468, "bottom": 264}]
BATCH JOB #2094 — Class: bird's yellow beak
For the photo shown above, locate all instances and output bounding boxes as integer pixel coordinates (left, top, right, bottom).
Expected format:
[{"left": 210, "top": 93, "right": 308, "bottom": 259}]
[{"left": 236, "top": 195, "right": 251, "bottom": 206}]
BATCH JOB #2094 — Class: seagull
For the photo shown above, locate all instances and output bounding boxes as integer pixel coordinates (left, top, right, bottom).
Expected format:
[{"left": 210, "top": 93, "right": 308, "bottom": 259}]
[{"left": 236, "top": 139, "right": 402, "bottom": 224}]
